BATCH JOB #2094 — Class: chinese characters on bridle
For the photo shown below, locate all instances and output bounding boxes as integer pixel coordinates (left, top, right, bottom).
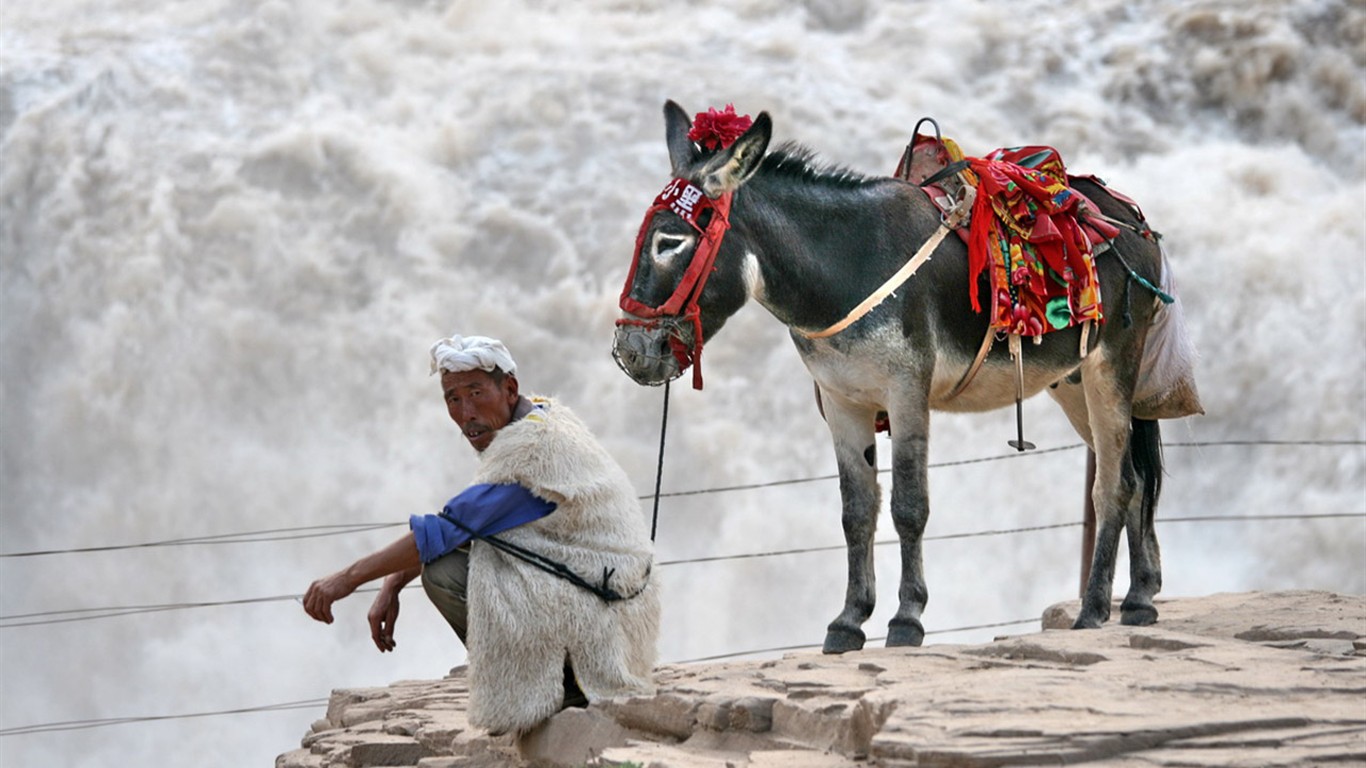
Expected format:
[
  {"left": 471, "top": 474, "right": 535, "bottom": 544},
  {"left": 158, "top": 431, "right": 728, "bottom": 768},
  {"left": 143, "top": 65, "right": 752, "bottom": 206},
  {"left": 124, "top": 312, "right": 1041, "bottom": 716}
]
[{"left": 615, "top": 177, "right": 734, "bottom": 390}]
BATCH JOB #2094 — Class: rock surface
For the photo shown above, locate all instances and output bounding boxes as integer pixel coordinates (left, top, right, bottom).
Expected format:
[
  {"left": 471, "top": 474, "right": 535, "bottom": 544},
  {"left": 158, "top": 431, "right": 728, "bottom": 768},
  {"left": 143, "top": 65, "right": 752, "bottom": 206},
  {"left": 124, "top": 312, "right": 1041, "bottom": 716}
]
[{"left": 277, "top": 590, "right": 1366, "bottom": 767}]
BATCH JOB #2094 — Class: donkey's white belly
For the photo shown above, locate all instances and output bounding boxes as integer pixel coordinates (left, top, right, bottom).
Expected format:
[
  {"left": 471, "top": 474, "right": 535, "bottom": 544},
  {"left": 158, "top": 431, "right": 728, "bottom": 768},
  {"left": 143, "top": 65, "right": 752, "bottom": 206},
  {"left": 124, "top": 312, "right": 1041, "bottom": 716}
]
[
  {"left": 927, "top": 362, "right": 1075, "bottom": 413},
  {"left": 795, "top": 323, "right": 1077, "bottom": 416}
]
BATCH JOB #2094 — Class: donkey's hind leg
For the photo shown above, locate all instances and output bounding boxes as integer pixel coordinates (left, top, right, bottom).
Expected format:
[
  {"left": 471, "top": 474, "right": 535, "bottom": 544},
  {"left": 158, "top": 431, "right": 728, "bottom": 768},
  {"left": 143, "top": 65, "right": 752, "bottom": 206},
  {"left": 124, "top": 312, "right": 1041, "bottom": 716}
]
[
  {"left": 1119, "top": 418, "right": 1163, "bottom": 625},
  {"left": 1074, "top": 354, "right": 1142, "bottom": 629},
  {"left": 1049, "top": 375, "right": 1114, "bottom": 627},
  {"left": 819, "top": 390, "right": 882, "bottom": 654}
]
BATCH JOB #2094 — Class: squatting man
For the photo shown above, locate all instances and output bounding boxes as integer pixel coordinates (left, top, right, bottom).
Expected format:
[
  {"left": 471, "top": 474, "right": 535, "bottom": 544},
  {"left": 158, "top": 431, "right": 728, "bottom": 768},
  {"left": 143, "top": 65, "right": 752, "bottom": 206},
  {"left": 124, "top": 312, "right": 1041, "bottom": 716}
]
[{"left": 304, "top": 334, "right": 660, "bottom": 735}]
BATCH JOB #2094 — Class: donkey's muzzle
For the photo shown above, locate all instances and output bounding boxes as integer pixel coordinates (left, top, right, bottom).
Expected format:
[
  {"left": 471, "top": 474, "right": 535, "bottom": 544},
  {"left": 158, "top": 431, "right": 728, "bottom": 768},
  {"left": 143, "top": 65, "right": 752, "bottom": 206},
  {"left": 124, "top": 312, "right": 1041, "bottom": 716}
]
[{"left": 612, "top": 321, "right": 684, "bottom": 386}]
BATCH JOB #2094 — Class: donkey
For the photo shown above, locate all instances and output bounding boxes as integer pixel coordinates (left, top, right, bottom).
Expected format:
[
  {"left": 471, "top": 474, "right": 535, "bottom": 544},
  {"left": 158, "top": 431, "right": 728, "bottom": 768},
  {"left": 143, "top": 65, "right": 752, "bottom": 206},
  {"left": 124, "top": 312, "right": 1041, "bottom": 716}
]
[{"left": 613, "top": 101, "right": 1199, "bottom": 653}]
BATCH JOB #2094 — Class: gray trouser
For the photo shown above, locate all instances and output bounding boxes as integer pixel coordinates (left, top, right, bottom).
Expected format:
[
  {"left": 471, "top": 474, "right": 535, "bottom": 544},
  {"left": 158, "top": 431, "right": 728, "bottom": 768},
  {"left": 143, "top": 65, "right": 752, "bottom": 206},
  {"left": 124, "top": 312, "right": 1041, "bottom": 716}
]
[
  {"left": 420, "top": 543, "right": 585, "bottom": 705},
  {"left": 420, "top": 545, "right": 470, "bottom": 645}
]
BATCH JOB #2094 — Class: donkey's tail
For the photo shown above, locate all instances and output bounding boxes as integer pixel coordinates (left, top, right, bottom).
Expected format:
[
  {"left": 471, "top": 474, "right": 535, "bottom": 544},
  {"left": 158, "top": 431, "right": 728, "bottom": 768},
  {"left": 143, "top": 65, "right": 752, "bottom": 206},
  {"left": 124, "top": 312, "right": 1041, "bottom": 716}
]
[{"left": 1129, "top": 418, "right": 1163, "bottom": 532}]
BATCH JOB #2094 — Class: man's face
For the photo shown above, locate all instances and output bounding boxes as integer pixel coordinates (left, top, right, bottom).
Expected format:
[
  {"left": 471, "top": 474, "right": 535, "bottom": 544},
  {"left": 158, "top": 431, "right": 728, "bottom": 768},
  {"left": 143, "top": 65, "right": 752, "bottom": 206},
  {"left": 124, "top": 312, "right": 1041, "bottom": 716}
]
[{"left": 440, "top": 369, "right": 520, "bottom": 452}]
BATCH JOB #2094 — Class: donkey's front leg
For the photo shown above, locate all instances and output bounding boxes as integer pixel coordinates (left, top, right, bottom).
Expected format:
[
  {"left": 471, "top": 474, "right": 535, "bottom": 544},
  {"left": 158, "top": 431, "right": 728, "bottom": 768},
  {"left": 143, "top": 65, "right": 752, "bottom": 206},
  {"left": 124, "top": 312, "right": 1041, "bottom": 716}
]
[
  {"left": 886, "top": 409, "right": 932, "bottom": 647},
  {"left": 820, "top": 392, "right": 881, "bottom": 654}
]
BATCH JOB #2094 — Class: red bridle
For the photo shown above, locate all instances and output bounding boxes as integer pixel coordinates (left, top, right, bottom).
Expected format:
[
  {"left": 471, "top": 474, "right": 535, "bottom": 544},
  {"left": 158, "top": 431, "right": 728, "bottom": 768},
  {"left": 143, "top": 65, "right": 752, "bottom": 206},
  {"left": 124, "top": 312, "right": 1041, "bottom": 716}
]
[{"left": 617, "top": 178, "right": 733, "bottom": 389}]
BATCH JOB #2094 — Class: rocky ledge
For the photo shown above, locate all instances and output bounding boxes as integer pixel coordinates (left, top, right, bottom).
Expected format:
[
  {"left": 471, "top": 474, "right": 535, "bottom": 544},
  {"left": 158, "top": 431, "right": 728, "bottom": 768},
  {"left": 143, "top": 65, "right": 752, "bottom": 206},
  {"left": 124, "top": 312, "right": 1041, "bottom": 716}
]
[{"left": 277, "top": 590, "right": 1366, "bottom": 767}]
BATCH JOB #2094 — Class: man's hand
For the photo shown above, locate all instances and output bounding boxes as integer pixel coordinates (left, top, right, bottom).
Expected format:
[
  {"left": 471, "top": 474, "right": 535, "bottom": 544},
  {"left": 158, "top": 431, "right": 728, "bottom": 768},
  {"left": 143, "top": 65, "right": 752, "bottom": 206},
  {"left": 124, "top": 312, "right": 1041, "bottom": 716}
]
[
  {"left": 303, "top": 572, "right": 357, "bottom": 624},
  {"left": 302, "top": 536, "right": 420, "bottom": 633},
  {"left": 368, "top": 588, "right": 401, "bottom": 652}
]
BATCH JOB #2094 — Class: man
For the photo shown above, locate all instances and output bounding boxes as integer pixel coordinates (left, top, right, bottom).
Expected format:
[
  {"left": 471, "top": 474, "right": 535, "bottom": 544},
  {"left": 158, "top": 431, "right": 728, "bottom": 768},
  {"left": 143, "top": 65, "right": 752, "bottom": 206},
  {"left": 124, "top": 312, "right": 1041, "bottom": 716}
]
[{"left": 303, "top": 334, "right": 659, "bottom": 735}]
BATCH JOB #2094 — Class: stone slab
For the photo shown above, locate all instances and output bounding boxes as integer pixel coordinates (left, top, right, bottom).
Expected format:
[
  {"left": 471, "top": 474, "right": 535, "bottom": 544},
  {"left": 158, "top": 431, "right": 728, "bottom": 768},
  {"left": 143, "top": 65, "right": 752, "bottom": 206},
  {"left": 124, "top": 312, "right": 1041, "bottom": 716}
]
[{"left": 278, "top": 591, "right": 1366, "bottom": 768}]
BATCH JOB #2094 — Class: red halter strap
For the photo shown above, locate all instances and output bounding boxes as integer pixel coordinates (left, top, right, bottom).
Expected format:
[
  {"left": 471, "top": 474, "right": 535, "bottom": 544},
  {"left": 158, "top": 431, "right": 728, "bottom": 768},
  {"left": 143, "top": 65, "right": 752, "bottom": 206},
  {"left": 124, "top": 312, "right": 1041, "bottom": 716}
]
[{"left": 617, "top": 178, "right": 733, "bottom": 389}]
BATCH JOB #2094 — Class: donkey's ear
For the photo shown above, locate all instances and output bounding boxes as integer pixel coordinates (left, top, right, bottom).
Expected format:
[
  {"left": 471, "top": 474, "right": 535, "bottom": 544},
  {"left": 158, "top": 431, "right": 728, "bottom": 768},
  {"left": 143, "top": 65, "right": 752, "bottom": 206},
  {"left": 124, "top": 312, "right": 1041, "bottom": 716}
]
[
  {"left": 664, "top": 100, "right": 699, "bottom": 174},
  {"left": 697, "top": 111, "right": 772, "bottom": 198}
]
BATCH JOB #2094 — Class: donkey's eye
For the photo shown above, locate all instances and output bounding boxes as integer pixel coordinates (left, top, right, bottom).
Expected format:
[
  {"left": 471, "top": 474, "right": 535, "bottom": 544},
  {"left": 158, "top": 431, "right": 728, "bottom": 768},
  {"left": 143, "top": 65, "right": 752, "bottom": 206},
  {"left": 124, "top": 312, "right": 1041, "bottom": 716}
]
[{"left": 651, "top": 231, "right": 695, "bottom": 267}]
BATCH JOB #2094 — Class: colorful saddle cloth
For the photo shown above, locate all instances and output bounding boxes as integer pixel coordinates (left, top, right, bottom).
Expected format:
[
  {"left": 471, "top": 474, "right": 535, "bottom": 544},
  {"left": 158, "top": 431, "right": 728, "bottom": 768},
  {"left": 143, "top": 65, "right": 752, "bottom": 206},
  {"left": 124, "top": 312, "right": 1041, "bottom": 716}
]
[{"left": 900, "top": 135, "right": 1122, "bottom": 337}]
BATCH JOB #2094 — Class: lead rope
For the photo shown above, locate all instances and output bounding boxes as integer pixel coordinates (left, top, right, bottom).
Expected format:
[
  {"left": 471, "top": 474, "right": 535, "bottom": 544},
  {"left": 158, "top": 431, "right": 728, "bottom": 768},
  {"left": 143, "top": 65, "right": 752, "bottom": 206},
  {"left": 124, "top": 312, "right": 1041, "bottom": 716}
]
[{"left": 650, "top": 380, "right": 670, "bottom": 541}]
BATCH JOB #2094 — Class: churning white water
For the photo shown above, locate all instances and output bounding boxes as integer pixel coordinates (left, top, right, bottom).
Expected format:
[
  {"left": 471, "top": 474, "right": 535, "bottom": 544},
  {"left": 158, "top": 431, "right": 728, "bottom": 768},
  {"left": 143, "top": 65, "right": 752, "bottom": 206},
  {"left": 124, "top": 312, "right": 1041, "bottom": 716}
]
[{"left": 2, "top": 0, "right": 1362, "bottom": 764}]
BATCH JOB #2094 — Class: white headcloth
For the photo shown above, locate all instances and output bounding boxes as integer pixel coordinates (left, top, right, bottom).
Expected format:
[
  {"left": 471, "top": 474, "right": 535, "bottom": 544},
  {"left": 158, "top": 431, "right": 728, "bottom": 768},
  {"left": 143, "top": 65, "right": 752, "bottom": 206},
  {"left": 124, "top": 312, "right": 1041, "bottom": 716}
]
[{"left": 429, "top": 334, "right": 517, "bottom": 377}]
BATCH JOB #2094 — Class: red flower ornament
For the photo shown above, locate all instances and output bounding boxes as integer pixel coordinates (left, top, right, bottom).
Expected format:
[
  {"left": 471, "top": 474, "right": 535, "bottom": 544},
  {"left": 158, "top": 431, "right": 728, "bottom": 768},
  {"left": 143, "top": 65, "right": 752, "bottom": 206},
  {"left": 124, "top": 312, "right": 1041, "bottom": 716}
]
[{"left": 688, "top": 104, "right": 754, "bottom": 150}]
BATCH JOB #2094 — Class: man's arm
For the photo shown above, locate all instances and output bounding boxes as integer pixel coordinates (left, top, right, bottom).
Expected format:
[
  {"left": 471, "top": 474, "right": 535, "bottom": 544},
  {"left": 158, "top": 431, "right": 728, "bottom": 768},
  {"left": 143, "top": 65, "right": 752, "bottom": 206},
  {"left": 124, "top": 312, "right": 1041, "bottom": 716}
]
[
  {"left": 303, "top": 533, "right": 422, "bottom": 624},
  {"left": 367, "top": 564, "right": 421, "bottom": 652},
  {"left": 410, "top": 483, "right": 556, "bottom": 564}
]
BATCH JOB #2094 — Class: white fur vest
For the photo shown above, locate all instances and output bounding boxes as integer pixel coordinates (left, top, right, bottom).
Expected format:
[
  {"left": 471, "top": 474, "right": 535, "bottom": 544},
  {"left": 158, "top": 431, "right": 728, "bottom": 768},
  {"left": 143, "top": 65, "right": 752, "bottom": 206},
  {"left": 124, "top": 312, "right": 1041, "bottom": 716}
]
[{"left": 465, "top": 396, "right": 659, "bottom": 734}]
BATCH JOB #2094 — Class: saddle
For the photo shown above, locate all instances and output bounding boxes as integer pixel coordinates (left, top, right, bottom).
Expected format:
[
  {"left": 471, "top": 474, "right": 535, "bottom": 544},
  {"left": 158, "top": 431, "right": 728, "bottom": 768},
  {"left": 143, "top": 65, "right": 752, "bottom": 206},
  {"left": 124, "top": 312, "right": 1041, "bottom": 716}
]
[{"left": 894, "top": 120, "right": 1136, "bottom": 339}]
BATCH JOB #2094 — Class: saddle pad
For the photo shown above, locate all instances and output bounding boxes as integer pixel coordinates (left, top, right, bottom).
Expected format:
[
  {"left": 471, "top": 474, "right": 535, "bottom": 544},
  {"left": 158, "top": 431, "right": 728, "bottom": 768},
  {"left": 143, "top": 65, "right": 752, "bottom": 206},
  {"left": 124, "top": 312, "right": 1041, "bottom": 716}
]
[{"left": 961, "top": 146, "right": 1105, "bottom": 336}]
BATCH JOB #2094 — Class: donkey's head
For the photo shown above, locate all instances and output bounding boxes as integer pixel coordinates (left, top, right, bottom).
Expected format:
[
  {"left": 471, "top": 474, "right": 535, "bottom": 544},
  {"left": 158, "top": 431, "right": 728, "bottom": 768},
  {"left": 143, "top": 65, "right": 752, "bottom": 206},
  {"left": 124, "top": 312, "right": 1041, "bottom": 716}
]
[{"left": 612, "top": 100, "right": 772, "bottom": 389}]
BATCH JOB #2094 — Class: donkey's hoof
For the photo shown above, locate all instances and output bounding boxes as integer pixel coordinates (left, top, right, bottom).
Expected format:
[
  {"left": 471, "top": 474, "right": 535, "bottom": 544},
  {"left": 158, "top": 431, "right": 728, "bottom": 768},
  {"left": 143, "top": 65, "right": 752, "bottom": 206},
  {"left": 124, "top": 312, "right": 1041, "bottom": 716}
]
[
  {"left": 1073, "top": 597, "right": 1111, "bottom": 629},
  {"left": 1072, "top": 611, "right": 1107, "bottom": 630},
  {"left": 822, "top": 626, "right": 866, "bottom": 654},
  {"left": 1120, "top": 602, "right": 1158, "bottom": 626},
  {"left": 885, "top": 618, "right": 925, "bottom": 647}
]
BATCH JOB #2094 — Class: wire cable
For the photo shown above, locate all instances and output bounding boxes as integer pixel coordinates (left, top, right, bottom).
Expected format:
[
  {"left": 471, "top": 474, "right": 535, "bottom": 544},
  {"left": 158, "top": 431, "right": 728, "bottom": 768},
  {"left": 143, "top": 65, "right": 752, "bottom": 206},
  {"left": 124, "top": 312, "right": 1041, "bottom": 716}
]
[
  {"left": 654, "top": 443, "right": 1086, "bottom": 499},
  {"left": 0, "top": 588, "right": 378, "bottom": 628},
  {"left": 0, "top": 698, "right": 329, "bottom": 737},
  {"left": 657, "top": 513, "right": 1364, "bottom": 567},
  {"left": 2, "top": 439, "right": 1358, "bottom": 559},
  {"left": 5, "top": 512, "right": 1359, "bottom": 629},
  {"left": 0, "top": 446, "right": 1083, "bottom": 558},
  {"left": 0, "top": 523, "right": 403, "bottom": 558},
  {"left": 1, "top": 618, "right": 1040, "bottom": 735},
  {"left": 1, "top": 439, "right": 1360, "bottom": 743},
  {"left": 673, "top": 617, "right": 1039, "bottom": 663}
]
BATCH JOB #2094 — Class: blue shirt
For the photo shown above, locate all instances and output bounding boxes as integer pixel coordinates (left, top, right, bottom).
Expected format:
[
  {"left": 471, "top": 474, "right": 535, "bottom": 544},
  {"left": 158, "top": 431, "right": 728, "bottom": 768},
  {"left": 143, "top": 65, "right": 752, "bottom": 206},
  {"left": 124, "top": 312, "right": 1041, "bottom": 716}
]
[{"left": 409, "top": 483, "right": 557, "bottom": 564}]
